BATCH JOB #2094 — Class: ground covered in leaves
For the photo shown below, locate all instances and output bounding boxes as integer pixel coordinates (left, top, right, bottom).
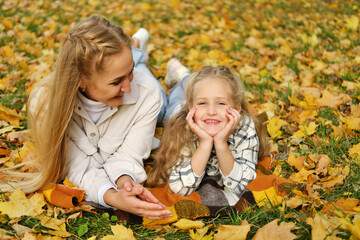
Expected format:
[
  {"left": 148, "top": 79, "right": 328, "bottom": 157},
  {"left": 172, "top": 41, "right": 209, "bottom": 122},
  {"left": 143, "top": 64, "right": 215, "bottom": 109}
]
[{"left": 1, "top": 0, "right": 360, "bottom": 239}]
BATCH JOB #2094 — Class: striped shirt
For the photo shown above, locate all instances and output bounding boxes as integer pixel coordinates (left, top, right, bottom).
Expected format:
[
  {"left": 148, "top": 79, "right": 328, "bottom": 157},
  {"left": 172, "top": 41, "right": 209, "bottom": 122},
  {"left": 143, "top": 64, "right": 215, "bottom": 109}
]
[{"left": 169, "top": 115, "right": 259, "bottom": 199}]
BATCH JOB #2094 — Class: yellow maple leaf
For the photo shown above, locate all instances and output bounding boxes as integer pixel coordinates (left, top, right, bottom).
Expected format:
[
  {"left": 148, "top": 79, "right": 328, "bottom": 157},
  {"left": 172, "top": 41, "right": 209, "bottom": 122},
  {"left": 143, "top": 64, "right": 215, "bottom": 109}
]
[
  {"left": 306, "top": 214, "right": 340, "bottom": 239},
  {"left": 338, "top": 218, "right": 360, "bottom": 239},
  {"left": 349, "top": 143, "right": 360, "bottom": 158},
  {"left": 214, "top": 221, "right": 251, "bottom": 240},
  {"left": 345, "top": 15, "right": 359, "bottom": 31},
  {"left": 286, "top": 153, "right": 305, "bottom": 171},
  {"left": 252, "top": 187, "right": 283, "bottom": 207},
  {"left": 173, "top": 219, "right": 204, "bottom": 230},
  {"left": 0, "top": 104, "right": 25, "bottom": 127},
  {"left": 252, "top": 219, "right": 296, "bottom": 240},
  {"left": 316, "top": 90, "right": 351, "bottom": 108},
  {"left": 0, "top": 190, "right": 46, "bottom": 218},
  {"left": 293, "top": 121, "right": 318, "bottom": 138},
  {"left": 339, "top": 115, "right": 360, "bottom": 130},
  {"left": 190, "top": 224, "right": 214, "bottom": 240},
  {"left": 103, "top": 224, "right": 136, "bottom": 240},
  {"left": 289, "top": 168, "right": 315, "bottom": 183},
  {"left": 267, "top": 117, "right": 287, "bottom": 139}
]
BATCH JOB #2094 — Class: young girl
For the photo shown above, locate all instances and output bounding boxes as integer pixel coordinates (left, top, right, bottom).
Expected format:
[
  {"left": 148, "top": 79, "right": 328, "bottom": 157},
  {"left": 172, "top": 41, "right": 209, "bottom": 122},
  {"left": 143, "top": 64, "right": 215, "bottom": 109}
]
[
  {"left": 147, "top": 59, "right": 269, "bottom": 206},
  {"left": 0, "top": 15, "right": 172, "bottom": 220}
]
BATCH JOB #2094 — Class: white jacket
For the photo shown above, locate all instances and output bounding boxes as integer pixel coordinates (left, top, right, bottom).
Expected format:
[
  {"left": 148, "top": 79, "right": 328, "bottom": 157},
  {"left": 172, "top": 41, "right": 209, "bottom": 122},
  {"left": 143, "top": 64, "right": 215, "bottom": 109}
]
[{"left": 64, "top": 68, "right": 162, "bottom": 205}]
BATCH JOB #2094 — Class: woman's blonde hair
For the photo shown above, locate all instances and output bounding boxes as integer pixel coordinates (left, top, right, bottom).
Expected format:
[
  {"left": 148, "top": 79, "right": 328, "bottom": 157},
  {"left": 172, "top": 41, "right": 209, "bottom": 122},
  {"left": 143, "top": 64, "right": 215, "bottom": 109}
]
[
  {"left": 146, "top": 65, "right": 269, "bottom": 187},
  {"left": 0, "top": 15, "right": 132, "bottom": 193}
]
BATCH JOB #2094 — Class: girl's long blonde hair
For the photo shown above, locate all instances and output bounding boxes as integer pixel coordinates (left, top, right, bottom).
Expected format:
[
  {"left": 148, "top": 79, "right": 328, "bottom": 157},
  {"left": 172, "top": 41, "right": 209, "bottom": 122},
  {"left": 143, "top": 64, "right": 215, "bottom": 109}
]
[
  {"left": 0, "top": 15, "right": 132, "bottom": 193},
  {"left": 146, "top": 65, "right": 269, "bottom": 187}
]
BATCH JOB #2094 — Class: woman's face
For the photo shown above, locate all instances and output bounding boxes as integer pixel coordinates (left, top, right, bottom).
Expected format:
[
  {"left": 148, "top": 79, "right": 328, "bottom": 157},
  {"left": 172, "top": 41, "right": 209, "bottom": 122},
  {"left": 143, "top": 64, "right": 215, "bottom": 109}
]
[
  {"left": 81, "top": 48, "right": 134, "bottom": 107},
  {"left": 190, "top": 77, "right": 235, "bottom": 137}
]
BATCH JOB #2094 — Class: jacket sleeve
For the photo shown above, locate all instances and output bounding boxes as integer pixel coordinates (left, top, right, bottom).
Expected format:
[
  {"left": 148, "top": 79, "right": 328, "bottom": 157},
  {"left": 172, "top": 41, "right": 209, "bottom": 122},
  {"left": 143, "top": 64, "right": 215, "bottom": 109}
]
[
  {"left": 220, "top": 117, "right": 259, "bottom": 196},
  {"left": 103, "top": 92, "right": 162, "bottom": 185},
  {"left": 67, "top": 118, "right": 117, "bottom": 207},
  {"left": 169, "top": 156, "right": 205, "bottom": 196}
]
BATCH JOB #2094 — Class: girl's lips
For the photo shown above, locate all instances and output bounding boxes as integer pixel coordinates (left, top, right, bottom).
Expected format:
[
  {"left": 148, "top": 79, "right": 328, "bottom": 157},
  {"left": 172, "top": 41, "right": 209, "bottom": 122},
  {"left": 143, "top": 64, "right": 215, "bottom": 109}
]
[{"left": 204, "top": 119, "right": 220, "bottom": 124}]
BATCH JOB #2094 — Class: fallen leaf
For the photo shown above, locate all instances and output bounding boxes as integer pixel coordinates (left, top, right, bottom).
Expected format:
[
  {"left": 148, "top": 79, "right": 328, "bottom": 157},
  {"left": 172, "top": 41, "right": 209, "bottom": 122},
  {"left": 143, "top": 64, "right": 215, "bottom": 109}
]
[
  {"left": 252, "top": 219, "right": 296, "bottom": 240},
  {"left": 0, "top": 190, "right": 46, "bottom": 218},
  {"left": 173, "top": 219, "right": 204, "bottom": 230},
  {"left": 101, "top": 224, "right": 136, "bottom": 240},
  {"left": 214, "top": 220, "right": 251, "bottom": 240},
  {"left": 267, "top": 117, "right": 287, "bottom": 139}
]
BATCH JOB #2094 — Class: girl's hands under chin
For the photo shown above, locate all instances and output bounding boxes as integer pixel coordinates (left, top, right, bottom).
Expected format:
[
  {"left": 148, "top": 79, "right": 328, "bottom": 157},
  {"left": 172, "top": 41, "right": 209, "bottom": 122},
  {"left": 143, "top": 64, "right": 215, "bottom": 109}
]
[
  {"left": 214, "top": 108, "right": 240, "bottom": 144},
  {"left": 186, "top": 107, "right": 213, "bottom": 144}
]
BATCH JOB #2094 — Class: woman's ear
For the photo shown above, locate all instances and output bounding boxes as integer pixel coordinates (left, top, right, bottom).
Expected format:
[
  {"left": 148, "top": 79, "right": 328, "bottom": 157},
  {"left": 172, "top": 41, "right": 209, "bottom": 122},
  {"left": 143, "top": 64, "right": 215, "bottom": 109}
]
[
  {"left": 235, "top": 104, "right": 242, "bottom": 112},
  {"left": 79, "top": 81, "right": 87, "bottom": 90},
  {"left": 188, "top": 104, "right": 193, "bottom": 111}
]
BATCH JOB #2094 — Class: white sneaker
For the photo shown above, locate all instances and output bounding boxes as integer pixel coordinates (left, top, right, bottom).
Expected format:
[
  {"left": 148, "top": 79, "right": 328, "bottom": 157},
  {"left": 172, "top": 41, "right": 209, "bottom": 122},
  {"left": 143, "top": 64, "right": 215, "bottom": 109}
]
[
  {"left": 132, "top": 28, "right": 149, "bottom": 52},
  {"left": 132, "top": 28, "right": 149, "bottom": 61},
  {"left": 164, "top": 58, "right": 190, "bottom": 89}
]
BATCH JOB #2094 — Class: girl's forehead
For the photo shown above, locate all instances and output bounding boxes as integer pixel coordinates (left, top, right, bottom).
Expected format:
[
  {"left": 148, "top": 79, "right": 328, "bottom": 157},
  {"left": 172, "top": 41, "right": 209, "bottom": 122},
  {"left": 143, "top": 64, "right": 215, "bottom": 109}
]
[{"left": 194, "top": 77, "right": 231, "bottom": 90}]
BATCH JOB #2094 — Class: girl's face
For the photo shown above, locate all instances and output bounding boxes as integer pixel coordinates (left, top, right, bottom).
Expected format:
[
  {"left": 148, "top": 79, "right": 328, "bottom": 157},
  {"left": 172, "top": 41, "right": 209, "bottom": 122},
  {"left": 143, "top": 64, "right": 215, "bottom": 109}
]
[
  {"left": 81, "top": 48, "right": 134, "bottom": 107},
  {"left": 190, "top": 77, "right": 236, "bottom": 137}
]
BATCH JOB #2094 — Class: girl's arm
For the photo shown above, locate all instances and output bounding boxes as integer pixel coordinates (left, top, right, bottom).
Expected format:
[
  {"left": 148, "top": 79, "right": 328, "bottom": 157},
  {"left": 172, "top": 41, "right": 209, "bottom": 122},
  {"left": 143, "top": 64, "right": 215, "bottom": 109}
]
[
  {"left": 214, "top": 108, "right": 241, "bottom": 175},
  {"left": 216, "top": 116, "right": 259, "bottom": 195},
  {"left": 169, "top": 155, "right": 205, "bottom": 196},
  {"left": 169, "top": 108, "right": 214, "bottom": 195},
  {"left": 186, "top": 107, "right": 213, "bottom": 175}
]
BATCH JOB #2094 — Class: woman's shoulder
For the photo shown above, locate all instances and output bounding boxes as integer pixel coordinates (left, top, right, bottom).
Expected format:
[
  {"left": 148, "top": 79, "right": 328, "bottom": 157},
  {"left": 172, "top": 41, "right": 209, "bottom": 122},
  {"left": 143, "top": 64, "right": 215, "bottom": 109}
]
[{"left": 132, "top": 68, "right": 161, "bottom": 98}]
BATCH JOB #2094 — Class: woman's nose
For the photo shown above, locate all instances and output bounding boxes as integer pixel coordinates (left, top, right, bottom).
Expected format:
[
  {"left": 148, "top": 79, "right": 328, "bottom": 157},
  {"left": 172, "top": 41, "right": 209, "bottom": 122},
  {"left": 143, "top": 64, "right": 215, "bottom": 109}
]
[{"left": 121, "top": 77, "right": 131, "bottom": 93}]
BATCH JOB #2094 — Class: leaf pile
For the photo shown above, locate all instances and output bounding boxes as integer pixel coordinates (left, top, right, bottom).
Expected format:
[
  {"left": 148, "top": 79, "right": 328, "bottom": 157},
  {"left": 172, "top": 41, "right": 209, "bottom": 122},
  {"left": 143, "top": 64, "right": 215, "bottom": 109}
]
[{"left": 1, "top": 0, "right": 360, "bottom": 239}]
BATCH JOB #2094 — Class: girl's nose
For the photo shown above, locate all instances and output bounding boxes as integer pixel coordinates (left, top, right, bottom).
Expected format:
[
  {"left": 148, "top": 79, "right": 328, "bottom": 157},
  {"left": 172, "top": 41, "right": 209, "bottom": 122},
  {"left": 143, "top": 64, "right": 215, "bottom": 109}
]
[{"left": 207, "top": 104, "right": 216, "bottom": 115}]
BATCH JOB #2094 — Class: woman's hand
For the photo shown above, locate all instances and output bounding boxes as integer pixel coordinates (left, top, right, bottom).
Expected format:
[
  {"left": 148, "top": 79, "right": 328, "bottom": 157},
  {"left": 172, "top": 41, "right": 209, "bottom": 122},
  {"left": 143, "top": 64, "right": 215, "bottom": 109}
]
[
  {"left": 186, "top": 107, "right": 213, "bottom": 145},
  {"left": 214, "top": 108, "right": 240, "bottom": 146},
  {"left": 106, "top": 175, "right": 173, "bottom": 220}
]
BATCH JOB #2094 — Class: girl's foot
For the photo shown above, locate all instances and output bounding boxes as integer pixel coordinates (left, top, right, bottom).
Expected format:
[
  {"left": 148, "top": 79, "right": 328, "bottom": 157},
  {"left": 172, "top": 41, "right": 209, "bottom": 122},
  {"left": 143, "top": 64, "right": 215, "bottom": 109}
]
[
  {"left": 132, "top": 28, "right": 149, "bottom": 62},
  {"left": 165, "top": 58, "right": 190, "bottom": 89}
]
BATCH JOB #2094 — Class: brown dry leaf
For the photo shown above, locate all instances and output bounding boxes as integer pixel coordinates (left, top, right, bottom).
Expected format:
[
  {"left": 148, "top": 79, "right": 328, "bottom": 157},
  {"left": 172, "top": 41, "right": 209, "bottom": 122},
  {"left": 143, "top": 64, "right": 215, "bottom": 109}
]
[
  {"left": 6, "top": 129, "right": 30, "bottom": 143},
  {"left": 252, "top": 219, "right": 296, "bottom": 240},
  {"left": 0, "top": 189, "right": 46, "bottom": 218},
  {"left": 173, "top": 219, "right": 205, "bottom": 230},
  {"left": 315, "top": 155, "right": 331, "bottom": 176},
  {"left": 214, "top": 220, "right": 251, "bottom": 240}
]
